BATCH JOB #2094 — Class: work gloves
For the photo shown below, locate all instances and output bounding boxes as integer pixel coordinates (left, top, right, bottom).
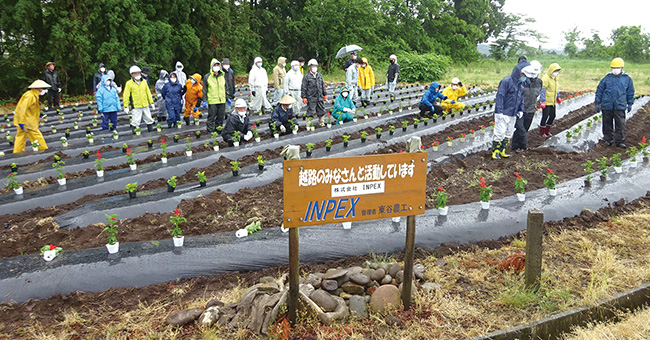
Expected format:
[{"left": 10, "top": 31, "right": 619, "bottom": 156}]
[
  {"left": 18, "top": 123, "right": 26, "bottom": 131},
  {"left": 124, "top": 107, "right": 130, "bottom": 114},
  {"left": 244, "top": 131, "right": 253, "bottom": 141},
  {"left": 540, "top": 102, "right": 546, "bottom": 109},
  {"left": 627, "top": 104, "right": 632, "bottom": 113},
  {"left": 517, "top": 111, "right": 523, "bottom": 119},
  {"left": 450, "top": 100, "right": 455, "bottom": 104},
  {"left": 201, "top": 101, "right": 208, "bottom": 109},
  {"left": 252, "top": 91, "right": 256, "bottom": 97},
  {"left": 279, "top": 124, "right": 286, "bottom": 133},
  {"left": 302, "top": 98, "right": 308, "bottom": 104},
  {"left": 556, "top": 98, "right": 562, "bottom": 105}
]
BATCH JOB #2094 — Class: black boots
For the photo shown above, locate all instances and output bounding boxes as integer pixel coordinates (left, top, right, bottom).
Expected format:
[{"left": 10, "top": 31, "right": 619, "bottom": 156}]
[
  {"left": 147, "top": 124, "right": 153, "bottom": 132},
  {"left": 184, "top": 117, "right": 191, "bottom": 126}
]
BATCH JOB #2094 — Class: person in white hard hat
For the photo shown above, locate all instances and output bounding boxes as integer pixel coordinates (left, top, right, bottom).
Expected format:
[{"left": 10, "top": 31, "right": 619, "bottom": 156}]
[
  {"left": 13, "top": 80, "right": 51, "bottom": 153},
  {"left": 441, "top": 77, "right": 468, "bottom": 112},
  {"left": 511, "top": 61, "right": 543, "bottom": 153},
  {"left": 301, "top": 59, "right": 327, "bottom": 125},
  {"left": 222, "top": 98, "right": 253, "bottom": 146},
  {"left": 284, "top": 60, "right": 304, "bottom": 114},
  {"left": 123, "top": 65, "right": 155, "bottom": 133},
  {"left": 248, "top": 57, "right": 272, "bottom": 114}
]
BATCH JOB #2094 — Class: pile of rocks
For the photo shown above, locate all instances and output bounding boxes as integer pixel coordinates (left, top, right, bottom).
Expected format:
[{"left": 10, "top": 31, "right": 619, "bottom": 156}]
[{"left": 164, "top": 261, "right": 434, "bottom": 334}]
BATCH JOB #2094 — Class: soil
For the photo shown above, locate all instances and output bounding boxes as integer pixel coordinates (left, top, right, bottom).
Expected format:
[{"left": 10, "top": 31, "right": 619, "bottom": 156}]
[{"left": 1, "top": 190, "right": 649, "bottom": 338}]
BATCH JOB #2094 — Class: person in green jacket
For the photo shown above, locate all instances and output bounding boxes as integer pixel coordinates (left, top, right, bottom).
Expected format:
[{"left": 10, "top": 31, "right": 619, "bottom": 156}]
[
  {"left": 123, "top": 65, "right": 155, "bottom": 133},
  {"left": 202, "top": 58, "right": 227, "bottom": 132},
  {"left": 331, "top": 87, "right": 356, "bottom": 123}
]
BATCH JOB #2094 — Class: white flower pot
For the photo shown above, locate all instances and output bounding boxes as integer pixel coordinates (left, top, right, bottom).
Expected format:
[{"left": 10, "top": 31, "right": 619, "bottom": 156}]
[
  {"left": 177, "top": 124, "right": 182, "bottom": 129},
  {"left": 280, "top": 225, "right": 289, "bottom": 233},
  {"left": 310, "top": 127, "right": 315, "bottom": 131},
  {"left": 399, "top": 109, "right": 403, "bottom": 113},
  {"left": 235, "top": 229, "right": 248, "bottom": 238},
  {"left": 391, "top": 217, "right": 401, "bottom": 223},
  {"left": 88, "top": 139, "right": 94, "bottom": 144},
  {"left": 106, "top": 242, "right": 119, "bottom": 254},
  {"left": 157, "top": 128, "right": 162, "bottom": 132},
  {"left": 186, "top": 150, "right": 193, "bottom": 157},
  {"left": 129, "top": 164, "right": 137, "bottom": 171},
  {"left": 113, "top": 135, "right": 119, "bottom": 140},
  {"left": 549, "top": 189, "right": 557, "bottom": 196},
  {"left": 57, "top": 178, "right": 66, "bottom": 186},
  {"left": 43, "top": 250, "right": 57, "bottom": 261},
  {"left": 353, "top": 118, "right": 357, "bottom": 122},
  {"left": 377, "top": 113, "right": 382, "bottom": 117},
  {"left": 161, "top": 157, "right": 168, "bottom": 164},
  {"left": 342, "top": 222, "right": 352, "bottom": 229},
  {"left": 480, "top": 201, "right": 490, "bottom": 210},
  {"left": 32, "top": 147, "right": 38, "bottom": 152},
  {"left": 630, "top": 160, "right": 638, "bottom": 168},
  {"left": 213, "top": 146, "right": 219, "bottom": 151},
  {"left": 14, "top": 187, "right": 23, "bottom": 195},
  {"left": 327, "top": 124, "right": 332, "bottom": 129},
  {"left": 273, "top": 134, "right": 279, "bottom": 139},
  {"left": 62, "top": 142, "right": 68, "bottom": 147},
  {"left": 96, "top": 170, "right": 104, "bottom": 177},
  {"left": 173, "top": 236, "right": 184, "bottom": 247},
  {"left": 233, "top": 141, "right": 240, "bottom": 147},
  {"left": 135, "top": 131, "right": 141, "bottom": 136},
  {"left": 614, "top": 166, "right": 622, "bottom": 173},
  {"left": 74, "top": 126, "right": 78, "bottom": 130},
  {"left": 194, "top": 121, "right": 199, "bottom": 126},
  {"left": 516, "top": 193, "right": 525, "bottom": 202},
  {"left": 438, "top": 206, "right": 448, "bottom": 216},
  {"left": 292, "top": 130, "right": 298, "bottom": 135},
  {"left": 255, "top": 137, "right": 261, "bottom": 142},
  {"left": 45, "top": 107, "right": 49, "bottom": 111},
  {"left": 447, "top": 141, "right": 453, "bottom": 146}
]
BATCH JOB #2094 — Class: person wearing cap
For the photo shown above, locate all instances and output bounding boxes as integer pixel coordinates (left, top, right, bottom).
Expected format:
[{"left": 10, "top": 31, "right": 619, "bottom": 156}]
[
  {"left": 93, "top": 63, "right": 107, "bottom": 94},
  {"left": 512, "top": 60, "right": 543, "bottom": 152},
  {"left": 357, "top": 57, "right": 375, "bottom": 107},
  {"left": 386, "top": 54, "right": 399, "bottom": 101},
  {"left": 298, "top": 57, "right": 306, "bottom": 75},
  {"left": 595, "top": 58, "right": 635, "bottom": 148},
  {"left": 203, "top": 58, "right": 227, "bottom": 132},
  {"left": 43, "top": 62, "right": 61, "bottom": 109},
  {"left": 332, "top": 87, "right": 356, "bottom": 123},
  {"left": 95, "top": 74, "right": 121, "bottom": 131},
  {"left": 346, "top": 58, "right": 360, "bottom": 105},
  {"left": 160, "top": 72, "right": 185, "bottom": 128},
  {"left": 344, "top": 51, "right": 357, "bottom": 71},
  {"left": 13, "top": 80, "right": 51, "bottom": 153},
  {"left": 222, "top": 58, "right": 236, "bottom": 112},
  {"left": 441, "top": 78, "right": 468, "bottom": 112},
  {"left": 284, "top": 60, "right": 304, "bottom": 114},
  {"left": 539, "top": 63, "right": 561, "bottom": 138},
  {"left": 248, "top": 57, "right": 272, "bottom": 114},
  {"left": 223, "top": 98, "right": 253, "bottom": 146},
  {"left": 301, "top": 59, "right": 327, "bottom": 125},
  {"left": 492, "top": 60, "right": 530, "bottom": 159},
  {"left": 123, "top": 65, "right": 156, "bottom": 133},
  {"left": 269, "top": 95, "right": 298, "bottom": 134},
  {"left": 272, "top": 57, "right": 287, "bottom": 103},
  {"left": 183, "top": 73, "right": 203, "bottom": 124}
]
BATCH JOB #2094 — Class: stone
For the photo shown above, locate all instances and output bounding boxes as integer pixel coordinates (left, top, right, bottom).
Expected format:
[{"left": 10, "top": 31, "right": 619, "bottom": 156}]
[
  {"left": 320, "top": 296, "right": 350, "bottom": 325},
  {"left": 331, "top": 288, "right": 343, "bottom": 296},
  {"left": 348, "top": 266, "right": 363, "bottom": 274},
  {"left": 322, "top": 268, "right": 348, "bottom": 280},
  {"left": 349, "top": 273, "right": 371, "bottom": 286},
  {"left": 388, "top": 263, "right": 401, "bottom": 277},
  {"left": 369, "top": 285, "right": 401, "bottom": 315},
  {"left": 379, "top": 262, "right": 389, "bottom": 271},
  {"left": 335, "top": 272, "right": 351, "bottom": 286},
  {"left": 259, "top": 276, "right": 275, "bottom": 284},
  {"left": 368, "top": 280, "right": 379, "bottom": 288},
  {"left": 308, "top": 276, "right": 322, "bottom": 289},
  {"left": 349, "top": 295, "right": 368, "bottom": 317},
  {"left": 420, "top": 282, "right": 442, "bottom": 292},
  {"left": 341, "top": 282, "right": 365, "bottom": 295},
  {"left": 300, "top": 284, "right": 315, "bottom": 298},
  {"left": 205, "top": 298, "right": 224, "bottom": 309},
  {"left": 198, "top": 306, "right": 221, "bottom": 326},
  {"left": 310, "top": 289, "right": 337, "bottom": 312},
  {"left": 314, "top": 272, "right": 325, "bottom": 279},
  {"left": 369, "top": 262, "right": 379, "bottom": 269},
  {"left": 366, "top": 286, "right": 378, "bottom": 295},
  {"left": 385, "top": 315, "right": 403, "bottom": 327},
  {"left": 370, "top": 268, "right": 386, "bottom": 281},
  {"left": 399, "top": 282, "right": 415, "bottom": 300},
  {"left": 258, "top": 281, "right": 281, "bottom": 294},
  {"left": 321, "top": 279, "right": 338, "bottom": 291},
  {"left": 381, "top": 274, "right": 393, "bottom": 285},
  {"left": 165, "top": 308, "right": 203, "bottom": 326},
  {"left": 339, "top": 292, "right": 353, "bottom": 300},
  {"left": 413, "top": 264, "right": 426, "bottom": 281},
  {"left": 395, "top": 270, "right": 404, "bottom": 284},
  {"left": 363, "top": 268, "right": 375, "bottom": 277},
  {"left": 434, "top": 259, "right": 447, "bottom": 268}
]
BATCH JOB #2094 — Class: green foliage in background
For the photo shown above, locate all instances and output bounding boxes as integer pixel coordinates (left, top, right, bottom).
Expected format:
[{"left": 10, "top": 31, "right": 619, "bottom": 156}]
[{"left": 398, "top": 53, "right": 451, "bottom": 83}]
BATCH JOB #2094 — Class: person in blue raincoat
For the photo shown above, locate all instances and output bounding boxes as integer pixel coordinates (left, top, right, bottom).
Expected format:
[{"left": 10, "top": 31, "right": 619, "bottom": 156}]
[
  {"left": 492, "top": 60, "right": 530, "bottom": 159},
  {"left": 331, "top": 87, "right": 355, "bottom": 123},
  {"left": 95, "top": 74, "right": 121, "bottom": 131},
  {"left": 155, "top": 70, "right": 169, "bottom": 120},
  {"left": 418, "top": 82, "right": 447, "bottom": 117},
  {"left": 160, "top": 72, "right": 185, "bottom": 128},
  {"left": 595, "top": 58, "right": 635, "bottom": 148}
]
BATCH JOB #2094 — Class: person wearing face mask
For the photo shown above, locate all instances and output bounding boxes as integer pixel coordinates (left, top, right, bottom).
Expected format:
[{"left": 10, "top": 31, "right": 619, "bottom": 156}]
[
  {"left": 492, "top": 60, "right": 530, "bottom": 159},
  {"left": 511, "top": 61, "right": 543, "bottom": 153},
  {"left": 104, "top": 70, "right": 122, "bottom": 93},
  {"left": 42, "top": 62, "right": 61, "bottom": 110},
  {"left": 386, "top": 54, "right": 399, "bottom": 101},
  {"left": 222, "top": 98, "right": 252, "bottom": 146},
  {"left": 203, "top": 58, "right": 227, "bottom": 132},
  {"left": 172, "top": 61, "right": 187, "bottom": 107},
  {"left": 595, "top": 58, "right": 635, "bottom": 148},
  {"left": 298, "top": 57, "right": 306, "bottom": 75},
  {"left": 96, "top": 74, "right": 121, "bottom": 131},
  {"left": 301, "top": 59, "right": 328, "bottom": 126},
  {"left": 269, "top": 95, "right": 298, "bottom": 134},
  {"left": 13, "top": 80, "right": 51, "bottom": 153},
  {"left": 183, "top": 73, "right": 204, "bottom": 124},
  {"left": 539, "top": 63, "right": 562, "bottom": 138},
  {"left": 344, "top": 51, "right": 357, "bottom": 71},
  {"left": 93, "top": 63, "right": 107, "bottom": 94},
  {"left": 272, "top": 57, "right": 287, "bottom": 103},
  {"left": 248, "top": 56, "right": 272, "bottom": 114},
  {"left": 441, "top": 78, "right": 468, "bottom": 112},
  {"left": 419, "top": 82, "right": 446, "bottom": 117},
  {"left": 284, "top": 60, "right": 304, "bottom": 114},
  {"left": 332, "top": 87, "right": 356, "bottom": 123},
  {"left": 222, "top": 58, "right": 236, "bottom": 112},
  {"left": 160, "top": 73, "right": 185, "bottom": 128},
  {"left": 346, "top": 59, "right": 361, "bottom": 105},
  {"left": 357, "top": 57, "right": 375, "bottom": 107},
  {"left": 154, "top": 70, "right": 169, "bottom": 121},
  {"left": 123, "top": 66, "right": 156, "bottom": 133}
]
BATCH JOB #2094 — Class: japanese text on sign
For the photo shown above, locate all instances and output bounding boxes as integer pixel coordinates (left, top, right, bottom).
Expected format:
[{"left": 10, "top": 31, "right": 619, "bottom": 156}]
[{"left": 298, "top": 163, "right": 415, "bottom": 187}]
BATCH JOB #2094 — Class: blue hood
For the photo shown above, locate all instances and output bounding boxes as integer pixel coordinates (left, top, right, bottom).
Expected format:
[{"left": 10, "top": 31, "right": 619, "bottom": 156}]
[
  {"left": 429, "top": 82, "right": 441, "bottom": 93},
  {"left": 511, "top": 61, "right": 530, "bottom": 83},
  {"left": 100, "top": 74, "right": 111, "bottom": 87}
]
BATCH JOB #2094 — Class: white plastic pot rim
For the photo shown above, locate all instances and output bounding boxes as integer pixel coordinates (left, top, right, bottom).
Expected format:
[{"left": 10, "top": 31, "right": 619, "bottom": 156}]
[
  {"left": 235, "top": 229, "right": 248, "bottom": 238},
  {"left": 161, "top": 157, "right": 168, "bottom": 163},
  {"left": 342, "top": 222, "right": 352, "bottom": 229},
  {"left": 129, "top": 164, "right": 137, "bottom": 170}
]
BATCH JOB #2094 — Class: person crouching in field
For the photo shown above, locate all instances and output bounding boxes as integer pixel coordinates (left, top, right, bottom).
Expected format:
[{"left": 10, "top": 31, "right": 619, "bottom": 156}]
[
  {"left": 441, "top": 77, "right": 467, "bottom": 112},
  {"left": 418, "top": 82, "right": 446, "bottom": 117}
]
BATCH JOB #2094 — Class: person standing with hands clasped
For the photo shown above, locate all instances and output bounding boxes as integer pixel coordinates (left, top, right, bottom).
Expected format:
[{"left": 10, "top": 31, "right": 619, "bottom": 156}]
[
  {"left": 249, "top": 57, "right": 272, "bottom": 114},
  {"left": 96, "top": 74, "right": 121, "bottom": 131},
  {"left": 301, "top": 59, "right": 327, "bottom": 126},
  {"left": 203, "top": 58, "right": 227, "bottom": 132},
  {"left": 123, "top": 66, "right": 155, "bottom": 133},
  {"left": 595, "top": 58, "right": 635, "bottom": 148},
  {"left": 43, "top": 62, "right": 61, "bottom": 109}
]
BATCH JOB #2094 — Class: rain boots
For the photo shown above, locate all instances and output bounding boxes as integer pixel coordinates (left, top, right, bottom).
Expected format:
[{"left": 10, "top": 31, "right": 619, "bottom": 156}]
[
  {"left": 184, "top": 117, "right": 191, "bottom": 126},
  {"left": 147, "top": 124, "right": 153, "bottom": 132},
  {"left": 499, "top": 139, "right": 510, "bottom": 158},
  {"left": 540, "top": 126, "right": 547, "bottom": 138},
  {"left": 491, "top": 141, "right": 501, "bottom": 159},
  {"left": 545, "top": 125, "right": 553, "bottom": 137}
]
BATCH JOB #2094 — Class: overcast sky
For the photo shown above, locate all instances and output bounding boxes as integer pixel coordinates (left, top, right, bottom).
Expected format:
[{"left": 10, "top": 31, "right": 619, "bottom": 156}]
[{"left": 502, "top": 0, "right": 650, "bottom": 50}]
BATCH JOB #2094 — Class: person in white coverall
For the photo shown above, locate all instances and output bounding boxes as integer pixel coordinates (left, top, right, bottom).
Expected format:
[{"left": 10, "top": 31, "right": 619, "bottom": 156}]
[
  {"left": 284, "top": 60, "right": 304, "bottom": 115},
  {"left": 248, "top": 57, "right": 272, "bottom": 114}
]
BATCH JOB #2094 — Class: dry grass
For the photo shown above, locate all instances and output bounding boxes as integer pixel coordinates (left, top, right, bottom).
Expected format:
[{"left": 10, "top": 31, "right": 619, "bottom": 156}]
[{"left": 562, "top": 307, "right": 650, "bottom": 340}]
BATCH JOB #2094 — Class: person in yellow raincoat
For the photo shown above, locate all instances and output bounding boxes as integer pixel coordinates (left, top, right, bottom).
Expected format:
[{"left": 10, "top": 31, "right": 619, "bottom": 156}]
[
  {"left": 357, "top": 57, "right": 375, "bottom": 107},
  {"left": 441, "top": 77, "right": 468, "bottom": 112},
  {"left": 13, "top": 80, "right": 51, "bottom": 153},
  {"left": 183, "top": 73, "right": 203, "bottom": 124}
]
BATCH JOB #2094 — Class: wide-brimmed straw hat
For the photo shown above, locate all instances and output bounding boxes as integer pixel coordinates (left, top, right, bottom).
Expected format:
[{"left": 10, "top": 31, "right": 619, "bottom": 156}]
[
  {"left": 278, "top": 95, "right": 297, "bottom": 105},
  {"left": 28, "top": 80, "right": 52, "bottom": 89},
  {"left": 45, "top": 62, "right": 56, "bottom": 67}
]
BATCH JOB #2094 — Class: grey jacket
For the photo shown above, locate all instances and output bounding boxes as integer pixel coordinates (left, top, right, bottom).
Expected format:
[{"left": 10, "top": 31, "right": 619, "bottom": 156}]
[
  {"left": 523, "top": 77, "right": 543, "bottom": 114},
  {"left": 301, "top": 71, "right": 326, "bottom": 101}
]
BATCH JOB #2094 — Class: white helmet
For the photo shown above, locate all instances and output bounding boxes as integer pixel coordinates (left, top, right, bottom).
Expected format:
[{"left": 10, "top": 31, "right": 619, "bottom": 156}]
[
  {"left": 529, "top": 60, "right": 543, "bottom": 77},
  {"left": 129, "top": 65, "right": 141, "bottom": 74},
  {"left": 451, "top": 77, "right": 460, "bottom": 85},
  {"left": 308, "top": 59, "right": 318, "bottom": 67},
  {"left": 234, "top": 98, "right": 247, "bottom": 108}
]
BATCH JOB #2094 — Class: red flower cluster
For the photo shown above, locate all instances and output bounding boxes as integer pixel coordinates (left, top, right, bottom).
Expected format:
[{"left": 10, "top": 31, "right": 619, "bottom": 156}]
[
  {"left": 437, "top": 187, "right": 445, "bottom": 192},
  {"left": 643, "top": 136, "right": 647, "bottom": 143},
  {"left": 420, "top": 145, "right": 425, "bottom": 149},
  {"left": 252, "top": 123, "right": 257, "bottom": 129},
  {"left": 96, "top": 150, "right": 101, "bottom": 159},
  {"left": 174, "top": 208, "right": 181, "bottom": 217},
  {"left": 515, "top": 173, "right": 521, "bottom": 179},
  {"left": 161, "top": 139, "right": 165, "bottom": 144},
  {"left": 469, "top": 129, "right": 475, "bottom": 133},
  {"left": 547, "top": 168, "right": 554, "bottom": 174},
  {"left": 49, "top": 244, "right": 57, "bottom": 250},
  {"left": 479, "top": 177, "right": 486, "bottom": 188},
  {"left": 126, "top": 147, "right": 131, "bottom": 155}
]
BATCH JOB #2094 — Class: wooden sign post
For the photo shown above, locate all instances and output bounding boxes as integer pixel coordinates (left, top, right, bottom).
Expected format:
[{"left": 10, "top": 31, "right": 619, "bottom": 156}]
[{"left": 283, "top": 152, "right": 427, "bottom": 325}]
